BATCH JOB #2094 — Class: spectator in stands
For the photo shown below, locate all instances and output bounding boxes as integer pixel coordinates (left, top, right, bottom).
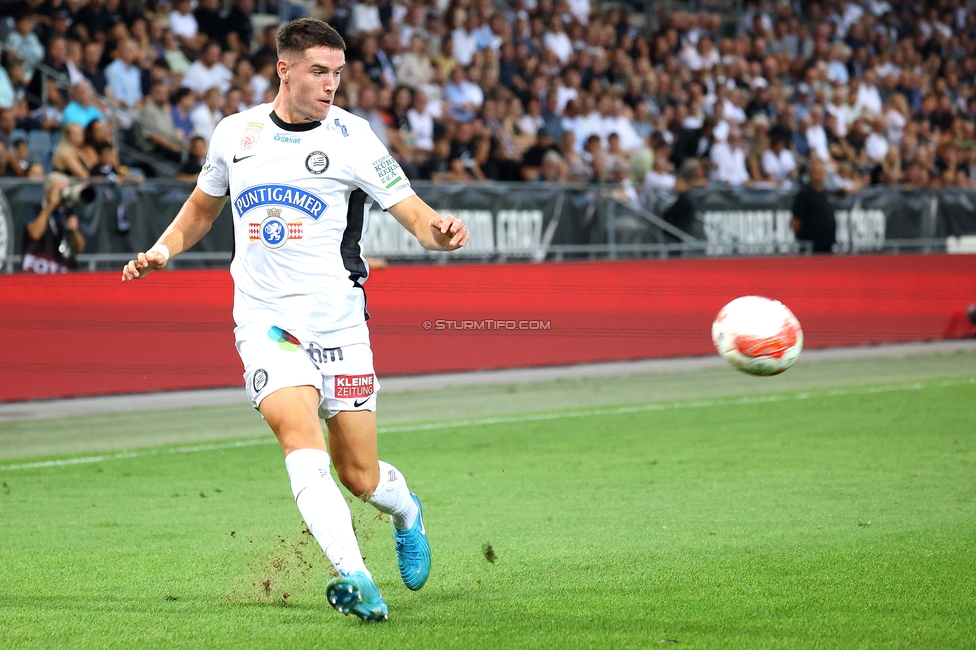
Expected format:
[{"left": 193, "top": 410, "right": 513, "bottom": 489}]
[
  {"left": 864, "top": 118, "right": 890, "bottom": 165},
  {"left": 671, "top": 115, "right": 715, "bottom": 169},
  {"left": 62, "top": 80, "right": 105, "bottom": 128},
  {"left": 660, "top": 160, "right": 699, "bottom": 235},
  {"left": 143, "top": 58, "right": 173, "bottom": 99},
  {"left": 75, "top": 0, "right": 113, "bottom": 45},
  {"left": 170, "top": 87, "right": 195, "bottom": 139},
  {"left": 0, "top": 108, "right": 14, "bottom": 148},
  {"left": 169, "top": 0, "right": 201, "bottom": 53},
  {"left": 225, "top": 0, "right": 255, "bottom": 56},
  {"left": 4, "top": 137, "right": 30, "bottom": 177},
  {"left": 162, "top": 29, "right": 192, "bottom": 75},
  {"left": 181, "top": 41, "right": 232, "bottom": 95},
  {"left": 22, "top": 172, "right": 86, "bottom": 274},
  {"left": 26, "top": 37, "right": 71, "bottom": 110},
  {"left": 91, "top": 142, "right": 133, "bottom": 182},
  {"left": 445, "top": 65, "right": 483, "bottom": 123},
  {"left": 761, "top": 126, "right": 797, "bottom": 185},
  {"left": 137, "top": 81, "right": 184, "bottom": 162},
  {"left": 251, "top": 24, "right": 279, "bottom": 71},
  {"left": 406, "top": 90, "right": 435, "bottom": 153},
  {"left": 229, "top": 58, "right": 255, "bottom": 106},
  {"left": 710, "top": 125, "right": 750, "bottom": 187},
  {"left": 190, "top": 86, "right": 223, "bottom": 142},
  {"left": 81, "top": 119, "right": 113, "bottom": 170},
  {"left": 5, "top": 14, "right": 45, "bottom": 81},
  {"left": 3, "top": 0, "right": 975, "bottom": 193},
  {"left": 104, "top": 38, "right": 143, "bottom": 110},
  {"left": 396, "top": 35, "right": 434, "bottom": 91},
  {"left": 856, "top": 69, "right": 883, "bottom": 118},
  {"left": 352, "top": 86, "right": 392, "bottom": 147},
  {"left": 0, "top": 141, "right": 14, "bottom": 177},
  {"left": 73, "top": 42, "right": 106, "bottom": 97},
  {"left": 420, "top": 136, "right": 452, "bottom": 181},
  {"left": 221, "top": 85, "right": 244, "bottom": 118},
  {"left": 0, "top": 59, "right": 16, "bottom": 110},
  {"left": 177, "top": 135, "right": 208, "bottom": 181},
  {"left": 249, "top": 60, "right": 275, "bottom": 105},
  {"left": 52, "top": 122, "right": 91, "bottom": 179},
  {"left": 805, "top": 105, "right": 830, "bottom": 162},
  {"left": 520, "top": 129, "right": 559, "bottom": 181},
  {"left": 348, "top": 0, "right": 384, "bottom": 38},
  {"left": 792, "top": 158, "right": 836, "bottom": 254},
  {"left": 195, "top": 0, "right": 229, "bottom": 49}
]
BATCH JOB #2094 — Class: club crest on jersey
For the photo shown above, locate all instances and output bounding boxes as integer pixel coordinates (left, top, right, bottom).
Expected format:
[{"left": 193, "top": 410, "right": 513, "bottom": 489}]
[
  {"left": 234, "top": 184, "right": 327, "bottom": 221},
  {"left": 305, "top": 151, "right": 329, "bottom": 174},
  {"left": 240, "top": 122, "right": 264, "bottom": 150},
  {"left": 250, "top": 209, "right": 302, "bottom": 248}
]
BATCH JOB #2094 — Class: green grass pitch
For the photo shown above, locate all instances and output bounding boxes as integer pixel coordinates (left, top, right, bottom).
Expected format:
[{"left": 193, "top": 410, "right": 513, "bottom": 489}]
[{"left": 0, "top": 355, "right": 974, "bottom": 648}]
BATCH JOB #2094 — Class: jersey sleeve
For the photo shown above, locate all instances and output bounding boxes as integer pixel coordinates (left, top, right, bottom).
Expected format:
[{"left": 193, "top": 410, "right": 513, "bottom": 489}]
[
  {"left": 352, "top": 125, "right": 416, "bottom": 210},
  {"left": 195, "top": 119, "right": 230, "bottom": 198}
]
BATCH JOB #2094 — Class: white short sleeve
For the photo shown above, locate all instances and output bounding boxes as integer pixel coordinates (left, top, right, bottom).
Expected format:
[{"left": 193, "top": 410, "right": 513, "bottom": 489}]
[
  {"left": 761, "top": 150, "right": 778, "bottom": 178},
  {"left": 196, "top": 118, "right": 230, "bottom": 198},
  {"left": 352, "top": 126, "right": 416, "bottom": 210}
]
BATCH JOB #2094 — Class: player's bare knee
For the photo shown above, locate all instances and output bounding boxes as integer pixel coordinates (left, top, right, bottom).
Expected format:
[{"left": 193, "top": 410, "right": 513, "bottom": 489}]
[{"left": 336, "top": 466, "right": 379, "bottom": 499}]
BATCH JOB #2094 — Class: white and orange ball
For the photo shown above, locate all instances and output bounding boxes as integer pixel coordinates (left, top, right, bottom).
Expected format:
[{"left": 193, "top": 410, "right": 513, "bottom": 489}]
[{"left": 712, "top": 296, "right": 803, "bottom": 376}]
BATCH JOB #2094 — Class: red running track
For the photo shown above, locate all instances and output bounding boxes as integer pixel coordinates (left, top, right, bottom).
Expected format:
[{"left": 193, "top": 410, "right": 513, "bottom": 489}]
[{"left": 1, "top": 254, "right": 974, "bottom": 402}]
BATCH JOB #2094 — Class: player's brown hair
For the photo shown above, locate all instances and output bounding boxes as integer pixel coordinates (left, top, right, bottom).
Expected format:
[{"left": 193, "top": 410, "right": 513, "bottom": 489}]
[{"left": 276, "top": 18, "right": 346, "bottom": 57}]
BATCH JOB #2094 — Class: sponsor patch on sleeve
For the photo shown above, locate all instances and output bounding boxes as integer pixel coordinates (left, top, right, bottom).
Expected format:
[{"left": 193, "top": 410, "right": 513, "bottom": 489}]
[{"left": 372, "top": 155, "right": 406, "bottom": 189}]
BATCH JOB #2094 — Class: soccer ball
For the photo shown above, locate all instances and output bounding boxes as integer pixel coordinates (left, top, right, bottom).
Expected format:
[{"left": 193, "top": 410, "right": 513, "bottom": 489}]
[{"left": 711, "top": 296, "right": 803, "bottom": 376}]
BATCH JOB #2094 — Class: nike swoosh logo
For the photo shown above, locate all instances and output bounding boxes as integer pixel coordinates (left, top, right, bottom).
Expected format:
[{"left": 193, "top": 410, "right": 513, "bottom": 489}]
[
  {"left": 353, "top": 397, "right": 370, "bottom": 408},
  {"left": 233, "top": 154, "right": 255, "bottom": 163},
  {"left": 418, "top": 513, "right": 425, "bottom": 535}
]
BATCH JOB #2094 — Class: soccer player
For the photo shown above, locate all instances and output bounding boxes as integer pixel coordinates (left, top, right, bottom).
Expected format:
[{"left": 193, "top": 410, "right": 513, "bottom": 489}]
[{"left": 121, "top": 18, "right": 469, "bottom": 622}]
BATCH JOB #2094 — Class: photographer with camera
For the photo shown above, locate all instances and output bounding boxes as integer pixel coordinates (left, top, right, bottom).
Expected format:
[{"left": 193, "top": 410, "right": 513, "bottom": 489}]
[{"left": 22, "top": 172, "right": 87, "bottom": 274}]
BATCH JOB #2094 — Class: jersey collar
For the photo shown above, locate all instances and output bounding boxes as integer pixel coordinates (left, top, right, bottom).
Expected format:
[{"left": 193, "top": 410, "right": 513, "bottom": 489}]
[{"left": 269, "top": 110, "right": 321, "bottom": 132}]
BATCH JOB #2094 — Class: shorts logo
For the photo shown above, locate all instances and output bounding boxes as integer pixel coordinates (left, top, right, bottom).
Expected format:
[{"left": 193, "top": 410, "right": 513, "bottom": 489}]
[
  {"left": 305, "top": 151, "right": 329, "bottom": 174},
  {"left": 335, "top": 374, "right": 374, "bottom": 399},
  {"left": 304, "top": 342, "right": 343, "bottom": 364},
  {"left": 253, "top": 369, "right": 268, "bottom": 393},
  {"left": 267, "top": 326, "right": 301, "bottom": 351},
  {"left": 240, "top": 122, "right": 264, "bottom": 150},
  {"left": 251, "top": 209, "right": 302, "bottom": 248}
]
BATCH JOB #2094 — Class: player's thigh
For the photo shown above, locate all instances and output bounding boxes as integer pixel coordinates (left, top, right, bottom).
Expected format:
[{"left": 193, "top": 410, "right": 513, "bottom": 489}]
[
  {"left": 260, "top": 385, "right": 327, "bottom": 454},
  {"left": 237, "top": 324, "right": 327, "bottom": 454},
  {"left": 326, "top": 410, "right": 379, "bottom": 498}
]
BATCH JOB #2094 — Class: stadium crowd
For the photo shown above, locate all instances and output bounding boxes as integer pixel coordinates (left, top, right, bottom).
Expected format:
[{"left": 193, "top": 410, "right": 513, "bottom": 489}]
[{"left": 1, "top": 0, "right": 976, "bottom": 195}]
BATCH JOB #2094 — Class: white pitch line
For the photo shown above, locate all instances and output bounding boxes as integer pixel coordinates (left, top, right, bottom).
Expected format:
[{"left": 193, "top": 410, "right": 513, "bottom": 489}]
[{"left": 2, "top": 376, "right": 974, "bottom": 472}]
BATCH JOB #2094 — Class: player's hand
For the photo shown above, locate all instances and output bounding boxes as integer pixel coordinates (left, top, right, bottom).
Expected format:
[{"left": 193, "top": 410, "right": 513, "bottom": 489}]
[
  {"left": 121, "top": 250, "right": 167, "bottom": 282},
  {"left": 430, "top": 213, "right": 469, "bottom": 250}
]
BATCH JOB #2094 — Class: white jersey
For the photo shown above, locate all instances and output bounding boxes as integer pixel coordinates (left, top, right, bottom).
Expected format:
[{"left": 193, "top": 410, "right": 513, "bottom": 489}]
[{"left": 197, "top": 103, "right": 415, "bottom": 333}]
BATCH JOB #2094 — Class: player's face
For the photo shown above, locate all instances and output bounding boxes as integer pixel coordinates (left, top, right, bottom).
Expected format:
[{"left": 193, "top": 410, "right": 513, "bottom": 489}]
[{"left": 284, "top": 47, "right": 345, "bottom": 122}]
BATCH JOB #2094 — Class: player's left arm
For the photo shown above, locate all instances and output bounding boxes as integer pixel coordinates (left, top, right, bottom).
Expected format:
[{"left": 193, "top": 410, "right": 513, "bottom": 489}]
[{"left": 387, "top": 194, "right": 469, "bottom": 251}]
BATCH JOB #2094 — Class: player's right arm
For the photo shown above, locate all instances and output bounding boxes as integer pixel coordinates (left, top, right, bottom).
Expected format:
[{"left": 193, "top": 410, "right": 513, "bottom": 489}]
[
  {"left": 121, "top": 188, "right": 227, "bottom": 281},
  {"left": 123, "top": 117, "right": 233, "bottom": 282}
]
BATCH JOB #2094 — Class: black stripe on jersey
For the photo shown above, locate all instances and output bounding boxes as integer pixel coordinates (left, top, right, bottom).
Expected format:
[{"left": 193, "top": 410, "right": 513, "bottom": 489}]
[
  {"left": 341, "top": 188, "right": 370, "bottom": 320},
  {"left": 269, "top": 110, "right": 321, "bottom": 132}
]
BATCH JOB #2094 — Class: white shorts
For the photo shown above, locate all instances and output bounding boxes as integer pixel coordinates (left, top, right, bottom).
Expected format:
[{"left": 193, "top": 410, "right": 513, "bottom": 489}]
[{"left": 236, "top": 322, "right": 380, "bottom": 419}]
